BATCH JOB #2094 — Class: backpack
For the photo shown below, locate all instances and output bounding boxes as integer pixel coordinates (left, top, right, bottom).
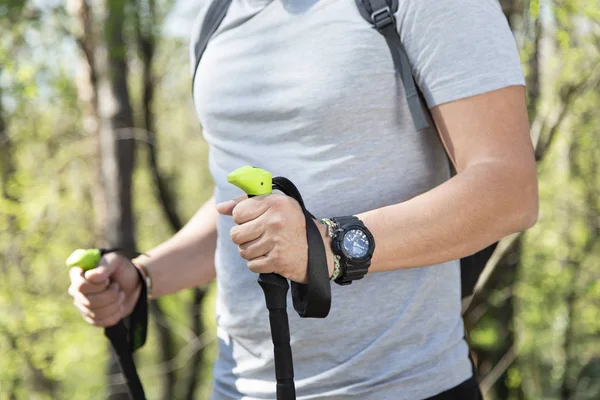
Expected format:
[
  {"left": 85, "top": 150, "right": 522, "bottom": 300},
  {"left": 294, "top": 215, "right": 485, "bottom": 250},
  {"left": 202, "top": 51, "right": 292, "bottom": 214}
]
[{"left": 190, "top": 0, "right": 498, "bottom": 300}]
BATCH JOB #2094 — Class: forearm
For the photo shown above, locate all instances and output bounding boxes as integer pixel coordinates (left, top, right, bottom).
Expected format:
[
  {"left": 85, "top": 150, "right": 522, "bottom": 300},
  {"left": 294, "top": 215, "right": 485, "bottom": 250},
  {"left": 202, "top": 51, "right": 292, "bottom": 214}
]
[
  {"left": 358, "top": 161, "right": 538, "bottom": 272},
  {"left": 135, "top": 195, "right": 218, "bottom": 298}
]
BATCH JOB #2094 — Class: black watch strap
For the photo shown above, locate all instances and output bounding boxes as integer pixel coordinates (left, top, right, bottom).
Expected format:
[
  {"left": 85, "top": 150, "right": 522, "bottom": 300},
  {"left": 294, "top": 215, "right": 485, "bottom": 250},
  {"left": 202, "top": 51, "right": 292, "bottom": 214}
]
[
  {"left": 336, "top": 260, "right": 370, "bottom": 285},
  {"left": 333, "top": 216, "right": 360, "bottom": 227}
]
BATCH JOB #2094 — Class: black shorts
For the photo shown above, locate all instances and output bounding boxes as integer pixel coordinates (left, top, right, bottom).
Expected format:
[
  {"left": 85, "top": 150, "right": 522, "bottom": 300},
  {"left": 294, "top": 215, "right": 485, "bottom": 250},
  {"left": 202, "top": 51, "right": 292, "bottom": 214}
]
[
  {"left": 425, "top": 352, "right": 482, "bottom": 400},
  {"left": 424, "top": 375, "right": 482, "bottom": 400}
]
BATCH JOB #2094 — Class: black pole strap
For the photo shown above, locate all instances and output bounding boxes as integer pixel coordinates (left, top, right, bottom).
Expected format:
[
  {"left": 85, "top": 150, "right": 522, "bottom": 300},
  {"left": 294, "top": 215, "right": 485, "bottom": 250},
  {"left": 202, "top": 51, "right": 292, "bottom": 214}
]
[
  {"left": 100, "top": 248, "right": 148, "bottom": 400},
  {"left": 105, "top": 322, "right": 146, "bottom": 400},
  {"left": 272, "top": 177, "right": 331, "bottom": 319}
]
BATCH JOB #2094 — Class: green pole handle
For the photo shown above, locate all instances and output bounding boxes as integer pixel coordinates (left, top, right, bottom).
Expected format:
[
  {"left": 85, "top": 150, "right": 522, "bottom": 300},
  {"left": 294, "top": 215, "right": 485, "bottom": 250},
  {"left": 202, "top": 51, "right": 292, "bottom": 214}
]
[
  {"left": 227, "top": 166, "right": 296, "bottom": 400},
  {"left": 227, "top": 166, "right": 273, "bottom": 196},
  {"left": 66, "top": 248, "right": 102, "bottom": 271}
]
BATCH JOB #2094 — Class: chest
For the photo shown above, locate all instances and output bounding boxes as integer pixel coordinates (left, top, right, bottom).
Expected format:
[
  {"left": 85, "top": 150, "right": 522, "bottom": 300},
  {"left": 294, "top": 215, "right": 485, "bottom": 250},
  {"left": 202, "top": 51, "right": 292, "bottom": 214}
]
[{"left": 193, "top": 0, "right": 403, "bottom": 137}]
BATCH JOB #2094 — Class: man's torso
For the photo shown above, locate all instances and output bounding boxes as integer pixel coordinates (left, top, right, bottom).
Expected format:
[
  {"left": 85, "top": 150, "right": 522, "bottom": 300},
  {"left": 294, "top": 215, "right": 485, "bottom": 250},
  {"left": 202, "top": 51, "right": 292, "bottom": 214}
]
[{"left": 190, "top": 0, "right": 512, "bottom": 397}]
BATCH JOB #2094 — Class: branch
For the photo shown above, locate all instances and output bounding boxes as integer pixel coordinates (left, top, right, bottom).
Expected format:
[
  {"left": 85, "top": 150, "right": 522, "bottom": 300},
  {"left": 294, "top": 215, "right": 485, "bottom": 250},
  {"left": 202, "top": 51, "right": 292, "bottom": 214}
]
[
  {"left": 0, "top": 325, "right": 60, "bottom": 395},
  {"left": 106, "top": 329, "right": 217, "bottom": 383},
  {"left": 67, "top": 0, "right": 98, "bottom": 100},
  {"left": 149, "top": 301, "right": 177, "bottom": 400},
  {"left": 185, "top": 287, "right": 208, "bottom": 400},
  {"left": 462, "top": 233, "right": 521, "bottom": 316},
  {"left": 480, "top": 344, "right": 517, "bottom": 395},
  {"left": 534, "top": 65, "right": 600, "bottom": 161}
]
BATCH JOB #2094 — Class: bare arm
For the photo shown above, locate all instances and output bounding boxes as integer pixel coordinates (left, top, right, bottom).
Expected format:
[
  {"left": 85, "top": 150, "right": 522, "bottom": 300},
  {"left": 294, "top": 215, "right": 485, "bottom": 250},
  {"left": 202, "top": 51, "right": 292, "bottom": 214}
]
[
  {"left": 357, "top": 85, "right": 538, "bottom": 272},
  {"left": 135, "top": 194, "right": 218, "bottom": 298},
  {"left": 220, "top": 86, "right": 539, "bottom": 284}
]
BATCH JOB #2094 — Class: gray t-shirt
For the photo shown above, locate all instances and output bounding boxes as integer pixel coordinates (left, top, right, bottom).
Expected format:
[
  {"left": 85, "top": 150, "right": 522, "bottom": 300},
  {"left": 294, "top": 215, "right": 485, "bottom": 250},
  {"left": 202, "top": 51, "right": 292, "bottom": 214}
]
[{"left": 191, "top": 0, "right": 524, "bottom": 398}]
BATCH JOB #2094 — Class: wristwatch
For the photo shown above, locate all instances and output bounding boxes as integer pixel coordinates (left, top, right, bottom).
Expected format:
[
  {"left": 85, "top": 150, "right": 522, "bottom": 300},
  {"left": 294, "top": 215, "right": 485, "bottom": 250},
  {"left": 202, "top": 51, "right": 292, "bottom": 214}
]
[{"left": 322, "top": 216, "right": 375, "bottom": 285}]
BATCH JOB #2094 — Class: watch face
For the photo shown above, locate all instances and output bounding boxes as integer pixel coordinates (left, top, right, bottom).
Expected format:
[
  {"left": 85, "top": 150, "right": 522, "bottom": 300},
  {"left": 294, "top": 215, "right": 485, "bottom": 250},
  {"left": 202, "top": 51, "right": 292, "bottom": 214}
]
[{"left": 342, "top": 228, "right": 370, "bottom": 259}]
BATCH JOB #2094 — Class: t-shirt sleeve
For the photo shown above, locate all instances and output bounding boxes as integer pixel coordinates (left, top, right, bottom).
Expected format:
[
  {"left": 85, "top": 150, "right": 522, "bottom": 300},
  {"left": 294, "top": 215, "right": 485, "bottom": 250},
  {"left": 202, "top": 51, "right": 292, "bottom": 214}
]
[{"left": 397, "top": 0, "right": 525, "bottom": 108}]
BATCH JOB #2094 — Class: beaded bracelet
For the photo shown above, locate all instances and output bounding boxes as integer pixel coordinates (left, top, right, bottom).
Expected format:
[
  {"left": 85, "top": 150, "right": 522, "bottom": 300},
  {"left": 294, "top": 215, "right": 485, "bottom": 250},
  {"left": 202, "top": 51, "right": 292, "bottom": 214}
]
[
  {"left": 131, "top": 257, "right": 153, "bottom": 301},
  {"left": 319, "top": 218, "right": 342, "bottom": 281}
]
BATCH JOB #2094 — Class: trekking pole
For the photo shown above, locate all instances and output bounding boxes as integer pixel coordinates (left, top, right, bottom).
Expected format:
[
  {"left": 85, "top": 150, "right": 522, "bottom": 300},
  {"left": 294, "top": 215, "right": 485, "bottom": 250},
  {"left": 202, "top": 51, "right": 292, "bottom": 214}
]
[
  {"left": 66, "top": 248, "right": 147, "bottom": 400},
  {"left": 228, "top": 166, "right": 296, "bottom": 400}
]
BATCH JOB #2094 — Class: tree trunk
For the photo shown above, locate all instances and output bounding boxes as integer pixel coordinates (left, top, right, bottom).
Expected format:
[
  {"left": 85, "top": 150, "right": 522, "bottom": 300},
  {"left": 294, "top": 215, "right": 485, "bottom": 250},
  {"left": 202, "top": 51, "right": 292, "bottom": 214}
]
[
  {"left": 499, "top": 0, "right": 520, "bottom": 29},
  {"left": 67, "top": 0, "right": 107, "bottom": 243},
  {"left": 97, "top": 0, "right": 137, "bottom": 256},
  {"left": 95, "top": 1, "right": 137, "bottom": 398},
  {"left": 560, "top": 289, "right": 577, "bottom": 400},
  {"left": 133, "top": 2, "right": 182, "bottom": 398},
  {"left": 0, "top": 81, "right": 17, "bottom": 203},
  {"left": 526, "top": 15, "right": 543, "bottom": 119}
]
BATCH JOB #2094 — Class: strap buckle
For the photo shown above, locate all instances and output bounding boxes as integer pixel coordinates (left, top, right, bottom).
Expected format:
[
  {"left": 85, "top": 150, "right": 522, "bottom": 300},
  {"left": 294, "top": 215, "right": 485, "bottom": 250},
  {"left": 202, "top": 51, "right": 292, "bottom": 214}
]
[{"left": 371, "top": 6, "right": 394, "bottom": 30}]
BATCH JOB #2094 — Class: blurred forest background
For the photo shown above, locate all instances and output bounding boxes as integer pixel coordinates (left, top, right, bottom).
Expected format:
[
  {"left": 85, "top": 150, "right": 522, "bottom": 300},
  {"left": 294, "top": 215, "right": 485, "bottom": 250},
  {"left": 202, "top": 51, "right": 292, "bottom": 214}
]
[{"left": 0, "top": 0, "right": 599, "bottom": 399}]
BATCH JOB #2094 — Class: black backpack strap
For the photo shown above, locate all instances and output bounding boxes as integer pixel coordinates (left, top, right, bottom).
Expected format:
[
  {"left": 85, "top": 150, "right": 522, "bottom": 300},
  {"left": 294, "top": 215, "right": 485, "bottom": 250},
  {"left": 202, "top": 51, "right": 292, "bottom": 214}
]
[
  {"left": 357, "top": 0, "right": 499, "bottom": 299},
  {"left": 191, "top": 0, "right": 234, "bottom": 90},
  {"left": 355, "top": 0, "right": 431, "bottom": 131}
]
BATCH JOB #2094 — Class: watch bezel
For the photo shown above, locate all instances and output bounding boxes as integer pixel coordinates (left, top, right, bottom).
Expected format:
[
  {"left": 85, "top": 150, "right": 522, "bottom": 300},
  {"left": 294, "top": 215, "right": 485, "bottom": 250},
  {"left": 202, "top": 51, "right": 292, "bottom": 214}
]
[{"left": 332, "top": 223, "right": 375, "bottom": 263}]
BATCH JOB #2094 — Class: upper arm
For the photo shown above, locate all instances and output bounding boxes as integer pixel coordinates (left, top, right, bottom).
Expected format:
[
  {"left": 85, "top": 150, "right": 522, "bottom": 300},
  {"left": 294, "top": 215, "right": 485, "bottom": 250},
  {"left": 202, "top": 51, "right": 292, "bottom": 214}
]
[
  {"left": 397, "top": 0, "right": 537, "bottom": 220},
  {"left": 431, "top": 85, "right": 535, "bottom": 173},
  {"left": 397, "top": 0, "right": 534, "bottom": 171},
  {"left": 430, "top": 85, "right": 539, "bottom": 231}
]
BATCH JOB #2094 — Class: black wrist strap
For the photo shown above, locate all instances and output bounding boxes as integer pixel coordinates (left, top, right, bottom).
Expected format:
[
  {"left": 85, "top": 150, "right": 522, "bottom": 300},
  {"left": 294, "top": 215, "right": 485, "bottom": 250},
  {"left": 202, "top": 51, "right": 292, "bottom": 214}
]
[
  {"left": 128, "top": 267, "right": 149, "bottom": 352},
  {"left": 272, "top": 177, "right": 331, "bottom": 319},
  {"left": 99, "top": 248, "right": 149, "bottom": 352},
  {"left": 98, "top": 249, "right": 148, "bottom": 400}
]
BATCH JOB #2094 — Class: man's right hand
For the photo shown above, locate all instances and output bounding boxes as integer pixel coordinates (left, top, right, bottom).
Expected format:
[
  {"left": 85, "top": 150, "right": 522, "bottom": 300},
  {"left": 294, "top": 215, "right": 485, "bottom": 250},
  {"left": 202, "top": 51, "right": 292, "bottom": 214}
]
[{"left": 68, "top": 252, "right": 142, "bottom": 327}]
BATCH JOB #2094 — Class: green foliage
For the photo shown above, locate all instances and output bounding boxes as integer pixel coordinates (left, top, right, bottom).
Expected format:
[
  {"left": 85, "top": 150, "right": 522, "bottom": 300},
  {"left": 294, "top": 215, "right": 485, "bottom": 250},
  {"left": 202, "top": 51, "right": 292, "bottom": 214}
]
[
  {"left": 471, "top": 320, "right": 502, "bottom": 350},
  {"left": 467, "top": 1, "right": 600, "bottom": 399},
  {"left": 0, "top": 1, "right": 215, "bottom": 398},
  {"left": 516, "top": 22, "right": 600, "bottom": 396}
]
